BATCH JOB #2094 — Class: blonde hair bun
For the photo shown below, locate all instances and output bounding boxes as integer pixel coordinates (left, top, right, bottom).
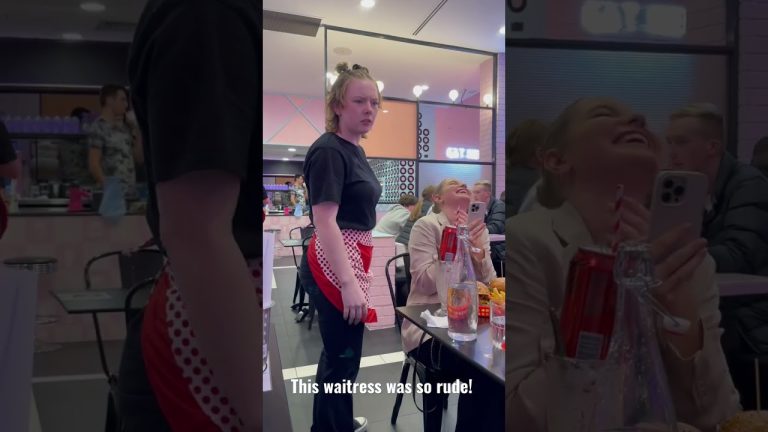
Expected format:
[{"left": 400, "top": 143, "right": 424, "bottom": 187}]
[{"left": 335, "top": 62, "right": 350, "bottom": 74}]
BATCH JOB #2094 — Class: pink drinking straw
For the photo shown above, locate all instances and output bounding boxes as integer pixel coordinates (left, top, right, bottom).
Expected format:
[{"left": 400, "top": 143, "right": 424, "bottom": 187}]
[{"left": 611, "top": 184, "right": 624, "bottom": 254}]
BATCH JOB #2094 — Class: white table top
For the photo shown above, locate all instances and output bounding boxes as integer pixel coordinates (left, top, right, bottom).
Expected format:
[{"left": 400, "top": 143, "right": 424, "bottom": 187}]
[{"left": 716, "top": 273, "right": 768, "bottom": 297}]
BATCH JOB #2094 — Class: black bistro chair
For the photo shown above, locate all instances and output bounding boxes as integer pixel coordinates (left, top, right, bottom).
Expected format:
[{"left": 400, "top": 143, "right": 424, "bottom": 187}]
[
  {"left": 384, "top": 253, "right": 450, "bottom": 431},
  {"left": 104, "top": 276, "right": 157, "bottom": 432},
  {"left": 289, "top": 224, "right": 315, "bottom": 324}
]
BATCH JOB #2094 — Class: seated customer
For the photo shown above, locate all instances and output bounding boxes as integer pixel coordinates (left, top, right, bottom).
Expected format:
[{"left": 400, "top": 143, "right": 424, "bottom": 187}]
[
  {"left": 406, "top": 178, "right": 502, "bottom": 431},
  {"left": 751, "top": 136, "right": 768, "bottom": 179},
  {"left": 472, "top": 180, "right": 505, "bottom": 275},
  {"left": 667, "top": 105, "right": 768, "bottom": 411},
  {"left": 396, "top": 184, "right": 435, "bottom": 247},
  {"left": 666, "top": 103, "right": 768, "bottom": 275},
  {"left": 507, "top": 98, "right": 740, "bottom": 431},
  {"left": 375, "top": 194, "right": 417, "bottom": 236}
]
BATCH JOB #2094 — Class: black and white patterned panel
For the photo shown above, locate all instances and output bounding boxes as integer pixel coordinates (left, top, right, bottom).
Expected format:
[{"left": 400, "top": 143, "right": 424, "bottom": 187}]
[
  {"left": 417, "top": 110, "right": 434, "bottom": 160},
  {"left": 368, "top": 159, "right": 416, "bottom": 203}
]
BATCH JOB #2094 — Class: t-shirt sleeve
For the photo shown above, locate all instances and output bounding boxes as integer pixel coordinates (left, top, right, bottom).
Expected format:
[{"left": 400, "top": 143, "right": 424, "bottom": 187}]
[
  {"left": 306, "top": 147, "right": 345, "bottom": 206},
  {"left": 87, "top": 122, "right": 107, "bottom": 151},
  {"left": 139, "top": 2, "right": 258, "bottom": 183},
  {"left": 0, "top": 121, "right": 16, "bottom": 165}
]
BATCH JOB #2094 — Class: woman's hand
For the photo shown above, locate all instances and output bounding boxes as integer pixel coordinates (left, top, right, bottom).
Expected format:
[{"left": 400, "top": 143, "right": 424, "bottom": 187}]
[
  {"left": 613, "top": 196, "right": 650, "bottom": 244},
  {"left": 454, "top": 209, "right": 486, "bottom": 261},
  {"left": 340, "top": 279, "right": 368, "bottom": 326}
]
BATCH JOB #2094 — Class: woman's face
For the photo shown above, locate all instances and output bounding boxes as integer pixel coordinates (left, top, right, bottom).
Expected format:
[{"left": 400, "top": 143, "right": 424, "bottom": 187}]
[
  {"left": 295, "top": 176, "right": 304, "bottom": 186},
  {"left": 556, "top": 98, "right": 661, "bottom": 196},
  {"left": 335, "top": 79, "right": 380, "bottom": 137},
  {"left": 435, "top": 183, "right": 471, "bottom": 214}
]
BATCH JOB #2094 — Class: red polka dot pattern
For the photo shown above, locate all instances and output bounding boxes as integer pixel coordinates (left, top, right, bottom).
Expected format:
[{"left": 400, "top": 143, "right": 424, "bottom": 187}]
[
  {"left": 313, "top": 230, "right": 374, "bottom": 306},
  {"left": 164, "top": 260, "right": 258, "bottom": 430}
]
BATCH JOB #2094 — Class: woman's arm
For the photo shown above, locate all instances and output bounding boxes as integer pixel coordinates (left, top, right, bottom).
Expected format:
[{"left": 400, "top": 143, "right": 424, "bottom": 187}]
[
  {"left": 658, "top": 255, "right": 740, "bottom": 431},
  {"left": 408, "top": 218, "right": 440, "bottom": 297},
  {"left": 157, "top": 170, "right": 261, "bottom": 430},
  {"left": 312, "top": 202, "right": 368, "bottom": 325}
]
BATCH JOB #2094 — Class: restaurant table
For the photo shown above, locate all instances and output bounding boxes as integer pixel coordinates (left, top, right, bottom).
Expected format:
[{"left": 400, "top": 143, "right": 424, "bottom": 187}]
[
  {"left": 396, "top": 304, "right": 504, "bottom": 384},
  {"left": 264, "top": 324, "right": 293, "bottom": 432},
  {"left": 280, "top": 239, "right": 303, "bottom": 248},
  {"left": 717, "top": 273, "right": 768, "bottom": 297},
  {"left": 53, "top": 289, "right": 130, "bottom": 314}
]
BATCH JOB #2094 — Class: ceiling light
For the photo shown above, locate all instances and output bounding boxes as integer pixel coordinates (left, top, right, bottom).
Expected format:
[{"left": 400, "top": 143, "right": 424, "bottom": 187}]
[
  {"left": 80, "top": 2, "right": 106, "bottom": 12},
  {"left": 449, "top": 89, "right": 459, "bottom": 102},
  {"left": 483, "top": 93, "right": 493, "bottom": 106},
  {"left": 62, "top": 33, "right": 83, "bottom": 41},
  {"left": 376, "top": 81, "right": 384, "bottom": 92},
  {"left": 361, "top": 0, "right": 375, "bottom": 8},
  {"left": 499, "top": 26, "right": 505, "bottom": 35},
  {"left": 420, "top": 85, "right": 429, "bottom": 91},
  {"left": 383, "top": 110, "right": 389, "bottom": 113},
  {"left": 413, "top": 85, "right": 423, "bottom": 98},
  {"left": 282, "top": 157, "right": 290, "bottom": 161},
  {"left": 288, "top": 148, "right": 297, "bottom": 152}
]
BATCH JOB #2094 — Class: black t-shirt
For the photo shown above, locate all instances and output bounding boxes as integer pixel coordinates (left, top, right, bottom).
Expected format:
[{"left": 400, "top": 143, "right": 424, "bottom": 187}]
[
  {"left": 128, "top": 0, "right": 261, "bottom": 258},
  {"left": 303, "top": 133, "right": 382, "bottom": 231},
  {"left": 0, "top": 120, "right": 15, "bottom": 165}
]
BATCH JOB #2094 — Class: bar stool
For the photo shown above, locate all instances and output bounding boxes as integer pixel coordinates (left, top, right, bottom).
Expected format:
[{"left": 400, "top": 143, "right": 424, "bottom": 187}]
[{"left": 3, "top": 256, "right": 61, "bottom": 353}]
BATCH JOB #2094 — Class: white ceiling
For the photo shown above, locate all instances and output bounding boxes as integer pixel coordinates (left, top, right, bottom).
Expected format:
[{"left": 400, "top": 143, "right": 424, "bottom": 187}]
[{"left": 0, "top": 0, "right": 145, "bottom": 41}]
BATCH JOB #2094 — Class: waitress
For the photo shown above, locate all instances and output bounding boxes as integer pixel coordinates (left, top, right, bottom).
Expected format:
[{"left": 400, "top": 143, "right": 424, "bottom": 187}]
[{"left": 299, "top": 62, "right": 382, "bottom": 432}]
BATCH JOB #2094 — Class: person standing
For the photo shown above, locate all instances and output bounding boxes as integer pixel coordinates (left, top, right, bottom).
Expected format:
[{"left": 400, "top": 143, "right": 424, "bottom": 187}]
[
  {"left": 299, "top": 62, "right": 383, "bottom": 432},
  {"left": 119, "top": 1, "right": 261, "bottom": 431},
  {"left": 88, "top": 84, "right": 143, "bottom": 196}
]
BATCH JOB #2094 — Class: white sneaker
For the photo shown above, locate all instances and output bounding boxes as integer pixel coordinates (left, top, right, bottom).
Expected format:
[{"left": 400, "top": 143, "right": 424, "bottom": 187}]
[{"left": 353, "top": 416, "right": 368, "bottom": 432}]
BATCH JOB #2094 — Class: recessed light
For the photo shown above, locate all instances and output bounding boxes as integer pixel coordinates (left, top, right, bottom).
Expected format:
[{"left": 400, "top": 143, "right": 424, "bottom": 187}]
[
  {"left": 80, "top": 2, "right": 106, "bottom": 12},
  {"left": 62, "top": 33, "right": 83, "bottom": 41},
  {"left": 288, "top": 148, "right": 297, "bottom": 152},
  {"left": 383, "top": 110, "right": 389, "bottom": 113},
  {"left": 499, "top": 26, "right": 505, "bottom": 35},
  {"left": 282, "top": 157, "right": 290, "bottom": 161},
  {"left": 361, "top": 0, "right": 375, "bottom": 8}
]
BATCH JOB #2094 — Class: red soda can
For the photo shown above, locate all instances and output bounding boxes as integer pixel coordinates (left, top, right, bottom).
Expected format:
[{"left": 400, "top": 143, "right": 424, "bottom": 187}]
[
  {"left": 439, "top": 225, "right": 458, "bottom": 261},
  {"left": 559, "top": 246, "right": 618, "bottom": 360}
]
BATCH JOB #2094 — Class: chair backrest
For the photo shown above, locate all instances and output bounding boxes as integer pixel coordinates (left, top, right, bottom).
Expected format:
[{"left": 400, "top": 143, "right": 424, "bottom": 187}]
[
  {"left": 118, "top": 250, "right": 165, "bottom": 291},
  {"left": 85, "top": 248, "right": 164, "bottom": 290},
  {"left": 300, "top": 224, "right": 315, "bottom": 240},
  {"left": 385, "top": 253, "right": 411, "bottom": 332},
  {"left": 124, "top": 277, "right": 156, "bottom": 326}
]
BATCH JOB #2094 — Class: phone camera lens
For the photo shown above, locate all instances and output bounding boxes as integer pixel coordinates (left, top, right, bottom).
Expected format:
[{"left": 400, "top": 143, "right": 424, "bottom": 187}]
[
  {"left": 663, "top": 180, "right": 674, "bottom": 189},
  {"left": 673, "top": 186, "right": 684, "bottom": 196},
  {"left": 662, "top": 192, "right": 672, "bottom": 203}
]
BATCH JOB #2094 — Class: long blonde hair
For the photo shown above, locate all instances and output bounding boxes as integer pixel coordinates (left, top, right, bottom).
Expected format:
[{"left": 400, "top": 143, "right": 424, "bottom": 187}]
[
  {"left": 408, "top": 185, "right": 436, "bottom": 222},
  {"left": 325, "top": 62, "right": 382, "bottom": 137}
]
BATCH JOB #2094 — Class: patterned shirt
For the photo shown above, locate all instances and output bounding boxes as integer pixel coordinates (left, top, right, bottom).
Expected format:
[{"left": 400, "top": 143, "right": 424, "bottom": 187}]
[{"left": 88, "top": 118, "right": 136, "bottom": 192}]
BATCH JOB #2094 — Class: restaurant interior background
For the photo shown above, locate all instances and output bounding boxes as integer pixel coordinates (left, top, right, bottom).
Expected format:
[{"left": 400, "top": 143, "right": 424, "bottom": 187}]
[{"left": 263, "top": 0, "right": 505, "bottom": 430}]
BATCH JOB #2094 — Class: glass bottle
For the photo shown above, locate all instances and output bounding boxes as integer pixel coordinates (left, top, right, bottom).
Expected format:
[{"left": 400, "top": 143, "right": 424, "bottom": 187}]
[
  {"left": 593, "top": 242, "right": 678, "bottom": 431},
  {"left": 447, "top": 225, "right": 478, "bottom": 341}
]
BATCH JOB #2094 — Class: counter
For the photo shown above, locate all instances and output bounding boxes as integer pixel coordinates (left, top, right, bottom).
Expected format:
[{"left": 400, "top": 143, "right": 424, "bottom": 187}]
[{"left": 0, "top": 213, "right": 152, "bottom": 343}]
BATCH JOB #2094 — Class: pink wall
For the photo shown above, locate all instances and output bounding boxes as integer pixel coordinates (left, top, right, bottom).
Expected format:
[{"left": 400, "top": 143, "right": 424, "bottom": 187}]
[
  {"left": 263, "top": 94, "right": 324, "bottom": 147},
  {"left": 433, "top": 106, "right": 480, "bottom": 159}
]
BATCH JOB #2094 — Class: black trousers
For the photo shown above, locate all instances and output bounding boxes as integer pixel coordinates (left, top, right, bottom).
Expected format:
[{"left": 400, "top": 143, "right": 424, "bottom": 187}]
[
  {"left": 117, "top": 310, "right": 172, "bottom": 432},
  {"left": 300, "top": 254, "right": 365, "bottom": 432},
  {"left": 409, "top": 339, "right": 504, "bottom": 432}
]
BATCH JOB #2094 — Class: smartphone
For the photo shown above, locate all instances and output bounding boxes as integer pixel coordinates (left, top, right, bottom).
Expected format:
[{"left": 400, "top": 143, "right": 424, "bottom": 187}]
[
  {"left": 468, "top": 201, "right": 487, "bottom": 226},
  {"left": 648, "top": 171, "right": 708, "bottom": 241}
]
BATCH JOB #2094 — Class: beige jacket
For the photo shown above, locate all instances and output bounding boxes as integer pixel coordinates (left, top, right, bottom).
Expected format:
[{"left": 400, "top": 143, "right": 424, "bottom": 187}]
[
  {"left": 402, "top": 212, "right": 496, "bottom": 354},
  {"left": 505, "top": 203, "right": 740, "bottom": 432}
]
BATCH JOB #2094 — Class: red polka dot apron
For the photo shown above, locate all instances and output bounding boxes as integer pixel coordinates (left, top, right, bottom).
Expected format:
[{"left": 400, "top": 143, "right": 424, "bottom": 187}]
[
  {"left": 141, "top": 259, "right": 263, "bottom": 431},
  {"left": 306, "top": 229, "right": 377, "bottom": 323}
]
